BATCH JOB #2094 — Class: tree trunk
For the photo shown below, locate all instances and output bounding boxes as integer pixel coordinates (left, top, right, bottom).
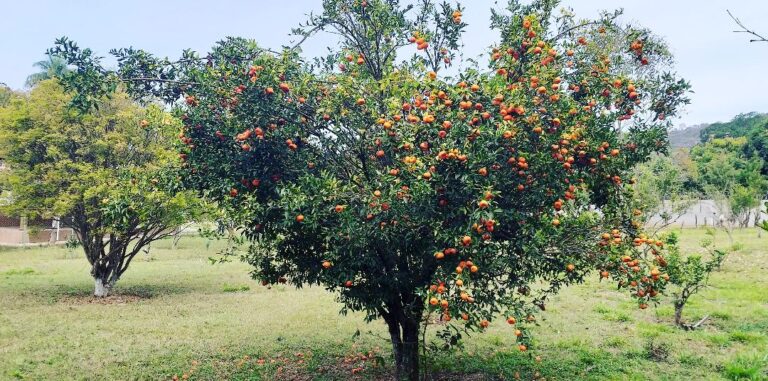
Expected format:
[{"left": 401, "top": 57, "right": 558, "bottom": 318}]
[
  {"left": 383, "top": 303, "right": 423, "bottom": 381},
  {"left": 674, "top": 301, "right": 684, "bottom": 327},
  {"left": 93, "top": 277, "right": 114, "bottom": 297},
  {"left": 172, "top": 226, "right": 183, "bottom": 250},
  {"left": 401, "top": 317, "right": 420, "bottom": 381},
  {"left": 87, "top": 238, "right": 122, "bottom": 298},
  {"left": 385, "top": 316, "right": 404, "bottom": 379}
]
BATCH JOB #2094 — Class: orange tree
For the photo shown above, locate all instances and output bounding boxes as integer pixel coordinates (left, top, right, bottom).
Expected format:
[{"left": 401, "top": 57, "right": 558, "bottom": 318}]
[{"left": 51, "top": 0, "right": 690, "bottom": 378}]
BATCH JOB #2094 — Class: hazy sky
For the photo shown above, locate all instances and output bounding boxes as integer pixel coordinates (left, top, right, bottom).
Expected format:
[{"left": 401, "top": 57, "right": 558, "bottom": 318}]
[{"left": 2, "top": 0, "right": 766, "bottom": 127}]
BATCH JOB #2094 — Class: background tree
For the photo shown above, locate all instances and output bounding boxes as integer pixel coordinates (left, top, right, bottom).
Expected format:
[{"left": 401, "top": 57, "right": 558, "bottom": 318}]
[
  {"left": 633, "top": 154, "right": 693, "bottom": 232},
  {"left": 51, "top": 0, "right": 690, "bottom": 378},
  {"left": 25, "top": 55, "right": 70, "bottom": 87},
  {"left": 690, "top": 137, "right": 767, "bottom": 228},
  {"left": 0, "top": 80, "right": 198, "bottom": 297}
]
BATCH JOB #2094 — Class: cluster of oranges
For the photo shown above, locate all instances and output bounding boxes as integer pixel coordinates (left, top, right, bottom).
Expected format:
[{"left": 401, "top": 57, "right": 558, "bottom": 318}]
[
  {"left": 630, "top": 39, "right": 650, "bottom": 65},
  {"left": 408, "top": 32, "right": 429, "bottom": 51}
]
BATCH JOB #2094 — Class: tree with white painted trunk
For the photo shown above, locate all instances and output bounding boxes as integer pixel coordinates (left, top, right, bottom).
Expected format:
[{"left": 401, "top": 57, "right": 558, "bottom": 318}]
[{"left": 0, "top": 80, "right": 199, "bottom": 297}]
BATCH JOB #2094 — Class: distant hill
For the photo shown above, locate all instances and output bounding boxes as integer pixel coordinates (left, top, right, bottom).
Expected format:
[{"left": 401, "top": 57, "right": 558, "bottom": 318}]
[
  {"left": 669, "top": 112, "right": 768, "bottom": 148},
  {"left": 669, "top": 123, "right": 707, "bottom": 148},
  {"left": 700, "top": 112, "right": 768, "bottom": 142}
]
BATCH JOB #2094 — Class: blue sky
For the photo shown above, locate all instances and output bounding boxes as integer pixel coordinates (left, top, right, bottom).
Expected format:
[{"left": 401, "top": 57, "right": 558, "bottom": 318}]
[{"left": 2, "top": 0, "right": 766, "bottom": 127}]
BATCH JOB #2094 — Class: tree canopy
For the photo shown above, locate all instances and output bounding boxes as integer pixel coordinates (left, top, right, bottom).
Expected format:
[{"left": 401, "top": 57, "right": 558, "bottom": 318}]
[{"left": 0, "top": 79, "right": 198, "bottom": 296}]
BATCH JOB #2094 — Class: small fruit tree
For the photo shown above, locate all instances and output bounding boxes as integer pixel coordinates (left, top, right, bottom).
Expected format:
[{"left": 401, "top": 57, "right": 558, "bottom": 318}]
[
  {"left": 0, "top": 80, "right": 198, "bottom": 297},
  {"left": 52, "top": 0, "right": 689, "bottom": 378}
]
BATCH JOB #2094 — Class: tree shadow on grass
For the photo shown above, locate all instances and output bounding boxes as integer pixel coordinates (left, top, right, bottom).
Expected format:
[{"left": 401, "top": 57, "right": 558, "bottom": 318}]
[{"left": 17, "top": 282, "right": 191, "bottom": 304}]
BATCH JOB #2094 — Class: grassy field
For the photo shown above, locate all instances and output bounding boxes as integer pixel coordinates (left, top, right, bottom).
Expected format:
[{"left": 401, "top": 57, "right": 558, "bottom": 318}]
[{"left": 0, "top": 228, "right": 766, "bottom": 380}]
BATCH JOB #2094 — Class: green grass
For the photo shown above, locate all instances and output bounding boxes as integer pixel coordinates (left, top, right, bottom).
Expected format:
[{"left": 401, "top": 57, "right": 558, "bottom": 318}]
[{"left": 1, "top": 228, "right": 767, "bottom": 380}]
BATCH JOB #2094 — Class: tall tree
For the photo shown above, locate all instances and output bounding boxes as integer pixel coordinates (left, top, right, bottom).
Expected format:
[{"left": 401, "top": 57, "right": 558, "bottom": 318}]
[
  {"left": 0, "top": 80, "right": 198, "bottom": 296},
  {"left": 25, "top": 56, "right": 70, "bottom": 87},
  {"left": 51, "top": 0, "right": 690, "bottom": 378}
]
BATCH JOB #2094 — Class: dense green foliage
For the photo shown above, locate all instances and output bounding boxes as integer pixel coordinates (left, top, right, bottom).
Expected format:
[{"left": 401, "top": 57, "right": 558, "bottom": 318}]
[
  {"left": 698, "top": 113, "right": 768, "bottom": 174},
  {"left": 699, "top": 112, "right": 767, "bottom": 142},
  {"left": 0, "top": 80, "right": 198, "bottom": 296},
  {"left": 689, "top": 137, "right": 767, "bottom": 226}
]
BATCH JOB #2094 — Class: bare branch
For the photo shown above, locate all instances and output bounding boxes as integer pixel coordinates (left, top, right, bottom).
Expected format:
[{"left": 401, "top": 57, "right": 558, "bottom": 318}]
[{"left": 728, "top": 10, "right": 768, "bottom": 43}]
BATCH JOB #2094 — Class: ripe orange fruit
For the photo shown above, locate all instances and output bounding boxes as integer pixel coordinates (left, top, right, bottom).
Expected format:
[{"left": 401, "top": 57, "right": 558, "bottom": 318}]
[
  {"left": 430, "top": 297, "right": 439, "bottom": 306},
  {"left": 322, "top": 261, "right": 331, "bottom": 269},
  {"left": 470, "top": 265, "right": 478, "bottom": 273},
  {"left": 507, "top": 317, "right": 516, "bottom": 325},
  {"left": 461, "top": 236, "right": 472, "bottom": 246},
  {"left": 566, "top": 263, "right": 575, "bottom": 272},
  {"left": 334, "top": 205, "right": 345, "bottom": 213},
  {"left": 296, "top": 214, "right": 305, "bottom": 223}
]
